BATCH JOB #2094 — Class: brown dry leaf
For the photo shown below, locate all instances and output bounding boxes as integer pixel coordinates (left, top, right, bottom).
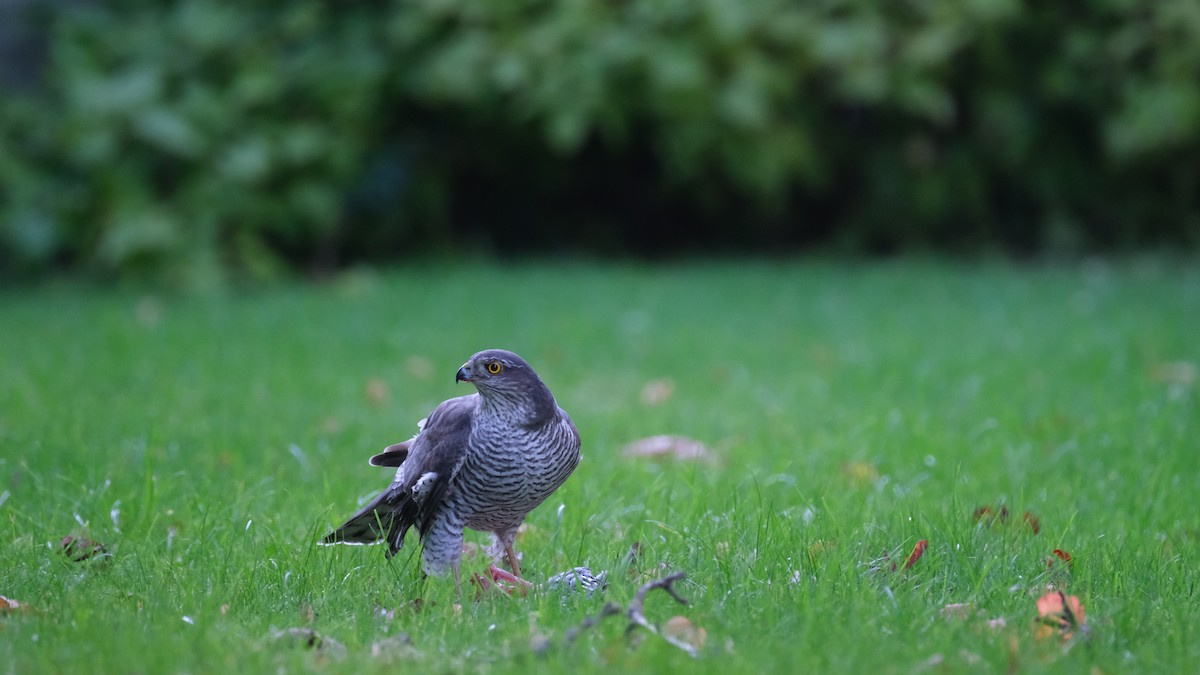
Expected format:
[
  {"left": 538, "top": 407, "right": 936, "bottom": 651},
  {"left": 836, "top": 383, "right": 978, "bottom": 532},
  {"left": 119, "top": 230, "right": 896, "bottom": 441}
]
[
  {"left": 365, "top": 378, "right": 390, "bottom": 406},
  {"left": 1023, "top": 511, "right": 1042, "bottom": 534},
  {"left": 840, "top": 461, "right": 880, "bottom": 487},
  {"left": 640, "top": 379, "right": 675, "bottom": 406},
  {"left": 622, "top": 435, "right": 714, "bottom": 463},
  {"left": 405, "top": 356, "right": 434, "bottom": 381},
  {"left": 662, "top": 615, "right": 707, "bottom": 654},
  {"left": 60, "top": 534, "right": 107, "bottom": 562},
  {"left": 1150, "top": 361, "right": 1196, "bottom": 387},
  {"left": 973, "top": 504, "right": 1010, "bottom": 526}
]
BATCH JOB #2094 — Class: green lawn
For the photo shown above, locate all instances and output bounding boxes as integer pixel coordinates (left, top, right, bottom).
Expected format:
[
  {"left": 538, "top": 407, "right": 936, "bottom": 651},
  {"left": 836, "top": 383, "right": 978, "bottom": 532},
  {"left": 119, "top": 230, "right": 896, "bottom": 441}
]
[{"left": 2, "top": 259, "right": 1198, "bottom": 673}]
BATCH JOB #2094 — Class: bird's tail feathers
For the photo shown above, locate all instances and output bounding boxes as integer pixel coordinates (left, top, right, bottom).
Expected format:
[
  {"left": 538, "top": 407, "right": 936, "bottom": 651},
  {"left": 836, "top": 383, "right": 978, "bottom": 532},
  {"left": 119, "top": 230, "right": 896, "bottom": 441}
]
[{"left": 320, "top": 490, "right": 413, "bottom": 558}]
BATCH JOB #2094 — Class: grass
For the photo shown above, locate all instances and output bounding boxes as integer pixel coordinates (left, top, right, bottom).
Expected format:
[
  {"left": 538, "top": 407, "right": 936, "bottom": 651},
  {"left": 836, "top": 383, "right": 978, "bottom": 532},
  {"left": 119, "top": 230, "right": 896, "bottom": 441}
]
[{"left": 1, "top": 258, "right": 1198, "bottom": 673}]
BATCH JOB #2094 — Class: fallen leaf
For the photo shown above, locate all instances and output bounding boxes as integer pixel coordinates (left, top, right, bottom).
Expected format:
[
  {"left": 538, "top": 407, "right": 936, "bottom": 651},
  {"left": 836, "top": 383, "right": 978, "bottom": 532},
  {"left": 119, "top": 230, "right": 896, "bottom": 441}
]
[
  {"left": 370, "top": 633, "right": 419, "bottom": 660},
  {"left": 405, "top": 356, "right": 434, "bottom": 380},
  {"left": 622, "top": 435, "right": 714, "bottom": 463},
  {"left": 365, "top": 378, "right": 389, "bottom": 406},
  {"left": 1035, "top": 590, "right": 1086, "bottom": 642},
  {"left": 60, "top": 534, "right": 107, "bottom": 562},
  {"left": 807, "top": 539, "right": 835, "bottom": 557},
  {"left": 269, "top": 627, "right": 347, "bottom": 659},
  {"left": 640, "top": 379, "right": 675, "bottom": 406},
  {"left": 973, "top": 504, "right": 1011, "bottom": 526},
  {"left": 1047, "top": 549, "right": 1073, "bottom": 569},
  {"left": 0, "top": 595, "right": 25, "bottom": 613},
  {"left": 973, "top": 505, "right": 1040, "bottom": 534},
  {"left": 662, "top": 615, "right": 707, "bottom": 654},
  {"left": 940, "top": 603, "right": 975, "bottom": 620},
  {"left": 1023, "top": 511, "right": 1041, "bottom": 535},
  {"left": 1150, "top": 361, "right": 1196, "bottom": 387},
  {"left": 904, "top": 540, "right": 928, "bottom": 570},
  {"left": 840, "top": 461, "right": 880, "bottom": 487}
]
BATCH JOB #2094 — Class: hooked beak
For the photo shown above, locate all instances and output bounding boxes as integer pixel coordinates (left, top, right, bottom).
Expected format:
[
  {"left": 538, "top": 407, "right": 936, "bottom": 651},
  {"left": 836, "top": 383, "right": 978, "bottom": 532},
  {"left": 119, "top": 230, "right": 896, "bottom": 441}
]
[{"left": 455, "top": 365, "right": 472, "bottom": 383}]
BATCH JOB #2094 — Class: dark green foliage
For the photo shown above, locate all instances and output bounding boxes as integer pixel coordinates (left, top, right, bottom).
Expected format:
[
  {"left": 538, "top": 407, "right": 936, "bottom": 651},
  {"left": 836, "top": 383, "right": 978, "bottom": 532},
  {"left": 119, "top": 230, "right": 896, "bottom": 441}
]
[{"left": 2, "top": 0, "right": 1198, "bottom": 280}]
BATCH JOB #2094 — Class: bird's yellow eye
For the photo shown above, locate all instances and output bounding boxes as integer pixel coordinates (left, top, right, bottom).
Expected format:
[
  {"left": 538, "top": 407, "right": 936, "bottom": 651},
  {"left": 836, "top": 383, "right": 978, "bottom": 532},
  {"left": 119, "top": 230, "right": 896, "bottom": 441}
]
[{"left": 486, "top": 361, "right": 502, "bottom": 374}]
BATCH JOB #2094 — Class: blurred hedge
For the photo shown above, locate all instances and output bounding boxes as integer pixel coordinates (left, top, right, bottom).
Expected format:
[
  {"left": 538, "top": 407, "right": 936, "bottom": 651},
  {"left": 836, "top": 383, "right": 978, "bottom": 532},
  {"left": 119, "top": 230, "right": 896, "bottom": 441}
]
[{"left": 2, "top": 0, "right": 1198, "bottom": 282}]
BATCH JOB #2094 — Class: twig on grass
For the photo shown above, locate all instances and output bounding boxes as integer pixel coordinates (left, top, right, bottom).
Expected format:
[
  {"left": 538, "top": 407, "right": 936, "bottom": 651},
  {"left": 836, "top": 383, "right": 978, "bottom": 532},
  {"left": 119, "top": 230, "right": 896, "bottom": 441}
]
[
  {"left": 562, "top": 602, "right": 622, "bottom": 646},
  {"left": 544, "top": 571, "right": 697, "bottom": 657},
  {"left": 625, "top": 571, "right": 689, "bottom": 633}
]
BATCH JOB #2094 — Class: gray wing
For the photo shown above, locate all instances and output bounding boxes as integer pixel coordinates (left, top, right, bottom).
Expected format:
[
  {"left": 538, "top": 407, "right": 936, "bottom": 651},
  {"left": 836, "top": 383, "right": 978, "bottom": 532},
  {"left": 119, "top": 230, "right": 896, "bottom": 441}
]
[{"left": 321, "top": 395, "right": 476, "bottom": 555}]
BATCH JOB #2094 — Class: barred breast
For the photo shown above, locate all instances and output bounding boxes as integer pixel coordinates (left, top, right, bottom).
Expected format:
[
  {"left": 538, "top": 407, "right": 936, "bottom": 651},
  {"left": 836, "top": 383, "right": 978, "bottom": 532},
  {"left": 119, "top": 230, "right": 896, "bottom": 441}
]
[{"left": 452, "top": 414, "right": 580, "bottom": 531}]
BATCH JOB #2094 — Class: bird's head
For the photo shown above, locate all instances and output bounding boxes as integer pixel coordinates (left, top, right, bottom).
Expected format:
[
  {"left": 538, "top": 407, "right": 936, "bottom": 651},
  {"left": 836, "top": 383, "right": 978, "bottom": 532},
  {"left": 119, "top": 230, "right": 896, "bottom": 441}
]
[
  {"left": 456, "top": 349, "right": 554, "bottom": 415},
  {"left": 456, "top": 349, "right": 533, "bottom": 389}
]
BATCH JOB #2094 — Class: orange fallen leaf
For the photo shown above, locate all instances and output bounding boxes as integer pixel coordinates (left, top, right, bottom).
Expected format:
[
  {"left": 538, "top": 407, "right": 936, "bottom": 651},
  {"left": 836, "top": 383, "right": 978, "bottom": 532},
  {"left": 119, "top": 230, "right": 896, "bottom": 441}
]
[
  {"left": 1035, "top": 590, "right": 1086, "bottom": 641},
  {"left": 972, "top": 505, "right": 1041, "bottom": 534},
  {"left": 866, "top": 539, "right": 927, "bottom": 574},
  {"left": 903, "top": 539, "right": 928, "bottom": 570},
  {"left": 1047, "top": 549, "right": 1073, "bottom": 569}
]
